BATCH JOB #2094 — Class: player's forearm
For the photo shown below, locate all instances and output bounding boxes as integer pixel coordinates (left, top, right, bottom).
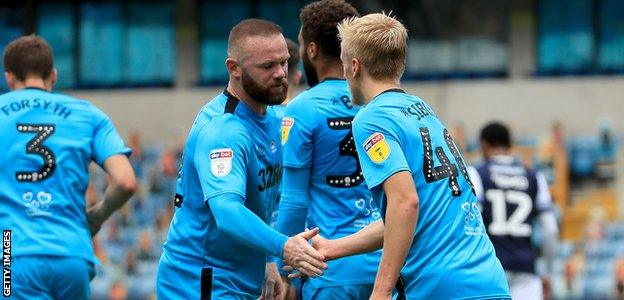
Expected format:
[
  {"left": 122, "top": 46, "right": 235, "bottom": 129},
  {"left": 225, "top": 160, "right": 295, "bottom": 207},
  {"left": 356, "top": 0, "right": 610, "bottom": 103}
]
[
  {"left": 210, "top": 194, "right": 289, "bottom": 257},
  {"left": 91, "top": 155, "right": 137, "bottom": 224},
  {"left": 101, "top": 180, "right": 135, "bottom": 216},
  {"left": 276, "top": 191, "right": 310, "bottom": 237},
  {"left": 539, "top": 211, "right": 559, "bottom": 275},
  {"left": 373, "top": 194, "right": 418, "bottom": 295},
  {"left": 328, "top": 219, "right": 384, "bottom": 260},
  {"left": 276, "top": 167, "right": 312, "bottom": 237},
  {"left": 271, "top": 193, "right": 309, "bottom": 266},
  {"left": 270, "top": 168, "right": 311, "bottom": 265}
]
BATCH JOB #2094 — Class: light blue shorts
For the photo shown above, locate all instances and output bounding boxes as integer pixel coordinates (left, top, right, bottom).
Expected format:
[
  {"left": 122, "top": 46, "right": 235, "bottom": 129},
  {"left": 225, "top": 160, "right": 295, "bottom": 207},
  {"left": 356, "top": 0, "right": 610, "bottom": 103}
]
[
  {"left": 302, "top": 283, "right": 373, "bottom": 300},
  {"left": 10, "top": 255, "right": 94, "bottom": 300}
]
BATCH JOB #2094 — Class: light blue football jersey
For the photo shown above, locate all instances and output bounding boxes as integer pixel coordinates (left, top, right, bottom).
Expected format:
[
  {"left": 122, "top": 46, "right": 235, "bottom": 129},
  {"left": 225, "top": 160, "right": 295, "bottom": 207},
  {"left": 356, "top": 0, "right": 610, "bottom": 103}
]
[
  {"left": 269, "top": 104, "right": 287, "bottom": 227},
  {"left": 158, "top": 90, "right": 282, "bottom": 299},
  {"left": 281, "top": 79, "right": 381, "bottom": 289},
  {"left": 0, "top": 87, "right": 130, "bottom": 263},
  {"left": 352, "top": 89, "right": 510, "bottom": 299},
  {"left": 272, "top": 104, "right": 287, "bottom": 120}
]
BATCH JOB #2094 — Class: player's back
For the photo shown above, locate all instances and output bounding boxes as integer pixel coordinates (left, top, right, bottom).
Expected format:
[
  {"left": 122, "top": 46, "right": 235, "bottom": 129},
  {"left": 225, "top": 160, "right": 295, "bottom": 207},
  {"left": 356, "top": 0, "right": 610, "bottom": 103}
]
[
  {"left": 474, "top": 156, "right": 541, "bottom": 273},
  {"left": 0, "top": 87, "right": 129, "bottom": 263},
  {"left": 284, "top": 79, "right": 378, "bottom": 237},
  {"left": 282, "top": 79, "right": 381, "bottom": 288},
  {"left": 354, "top": 89, "right": 509, "bottom": 299}
]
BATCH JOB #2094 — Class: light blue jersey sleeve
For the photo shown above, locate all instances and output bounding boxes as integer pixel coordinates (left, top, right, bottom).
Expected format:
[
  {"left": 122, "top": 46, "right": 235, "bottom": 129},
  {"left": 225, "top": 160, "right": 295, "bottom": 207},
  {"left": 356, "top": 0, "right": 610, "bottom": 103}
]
[
  {"left": 91, "top": 106, "right": 132, "bottom": 166},
  {"left": 194, "top": 120, "right": 247, "bottom": 200},
  {"left": 352, "top": 109, "right": 412, "bottom": 189},
  {"left": 194, "top": 119, "right": 288, "bottom": 257},
  {"left": 270, "top": 166, "right": 311, "bottom": 265},
  {"left": 276, "top": 167, "right": 311, "bottom": 237},
  {"left": 282, "top": 95, "right": 317, "bottom": 168}
]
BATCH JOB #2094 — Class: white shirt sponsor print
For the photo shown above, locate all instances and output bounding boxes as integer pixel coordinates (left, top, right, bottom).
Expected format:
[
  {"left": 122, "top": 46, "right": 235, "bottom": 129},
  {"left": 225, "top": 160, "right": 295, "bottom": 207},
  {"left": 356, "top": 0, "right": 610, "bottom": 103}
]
[
  {"left": 22, "top": 191, "right": 53, "bottom": 217},
  {"left": 354, "top": 197, "right": 381, "bottom": 228}
]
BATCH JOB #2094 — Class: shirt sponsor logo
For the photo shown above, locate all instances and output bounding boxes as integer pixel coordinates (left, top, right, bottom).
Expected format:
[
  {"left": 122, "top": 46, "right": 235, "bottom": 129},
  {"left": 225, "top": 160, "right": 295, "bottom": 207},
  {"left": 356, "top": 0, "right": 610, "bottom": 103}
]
[
  {"left": 22, "top": 191, "right": 53, "bottom": 217},
  {"left": 210, "top": 148, "right": 233, "bottom": 177},
  {"left": 363, "top": 132, "right": 390, "bottom": 164},
  {"left": 281, "top": 117, "right": 294, "bottom": 145}
]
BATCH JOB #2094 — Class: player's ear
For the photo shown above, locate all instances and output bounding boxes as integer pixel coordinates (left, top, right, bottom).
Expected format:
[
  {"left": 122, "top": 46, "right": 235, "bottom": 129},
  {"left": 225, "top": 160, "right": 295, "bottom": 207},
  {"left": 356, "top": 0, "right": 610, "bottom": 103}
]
[
  {"left": 307, "top": 42, "right": 318, "bottom": 60},
  {"left": 47, "top": 68, "right": 57, "bottom": 90},
  {"left": 293, "top": 70, "right": 302, "bottom": 87},
  {"left": 225, "top": 57, "right": 242, "bottom": 78},
  {"left": 4, "top": 72, "right": 14, "bottom": 90},
  {"left": 351, "top": 58, "right": 361, "bottom": 79}
]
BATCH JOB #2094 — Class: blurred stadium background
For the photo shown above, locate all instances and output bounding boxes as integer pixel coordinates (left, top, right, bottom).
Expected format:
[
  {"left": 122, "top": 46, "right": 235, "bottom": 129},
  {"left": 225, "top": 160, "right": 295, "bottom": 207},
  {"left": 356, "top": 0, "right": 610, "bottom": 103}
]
[{"left": 2, "top": 0, "right": 623, "bottom": 299}]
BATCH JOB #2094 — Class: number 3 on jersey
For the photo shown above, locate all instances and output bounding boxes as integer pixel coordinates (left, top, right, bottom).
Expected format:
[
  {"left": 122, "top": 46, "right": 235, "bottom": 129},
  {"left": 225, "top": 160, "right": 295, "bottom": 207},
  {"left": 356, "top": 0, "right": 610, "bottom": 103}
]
[
  {"left": 15, "top": 123, "right": 56, "bottom": 182},
  {"left": 325, "top": 117, "right": 363, "bottom": 188},
  {"left": 419, "top": 127, "right": 474, "bottom": 196}
]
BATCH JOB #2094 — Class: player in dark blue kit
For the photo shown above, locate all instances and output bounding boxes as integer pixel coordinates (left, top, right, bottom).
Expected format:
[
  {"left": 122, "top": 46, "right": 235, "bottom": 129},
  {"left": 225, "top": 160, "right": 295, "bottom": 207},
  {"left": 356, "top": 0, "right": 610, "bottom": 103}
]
[
  {"left": 305, "top": 13, "right": 510, "bottom": 299},
  {"left": 0, "top": 35, "right": 136, "bottom": 299},
  {"left": 468, "top": 122, "right": 559, "bottom": 299},
  {"left": 156, "top": 19, "right": 327, "bottom": 300},
  {"left": 267, "top": 1, "right": 382, "bottom": 299}
]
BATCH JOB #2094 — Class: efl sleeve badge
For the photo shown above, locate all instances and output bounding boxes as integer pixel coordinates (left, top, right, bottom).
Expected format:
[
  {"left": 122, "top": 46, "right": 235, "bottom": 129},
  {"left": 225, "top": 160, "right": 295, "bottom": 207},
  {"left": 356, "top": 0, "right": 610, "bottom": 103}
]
[
  {"left": 363, "top": 132, "right": 391, "bottom": 164},
  {"left": 209, "top": 148, "right": 233, "bottom": 177}
]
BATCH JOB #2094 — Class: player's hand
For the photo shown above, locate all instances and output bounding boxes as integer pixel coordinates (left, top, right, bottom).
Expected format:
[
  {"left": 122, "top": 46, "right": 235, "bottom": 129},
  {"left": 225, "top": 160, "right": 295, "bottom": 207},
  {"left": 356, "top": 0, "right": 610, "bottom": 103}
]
[
  {"left": 282, "top": 227, "right": 328, "bottom": 278},
  {"left": 281, "top": 275, "right": 298, "bottom": 300},
  {"left": 261, "top": 262, "right": 286, "bottom": 300},
  {"left": 86, "top": 202, "right": 106, "bottom": 236},
  {"left": 283, "top": 233, "right": 336, "bottom": 279},
  {"left": 310, "top": 233, "right": 337, "bottom": 260},
  {"left": 542, "top": 275, "right": 552, "bottom": 300}
]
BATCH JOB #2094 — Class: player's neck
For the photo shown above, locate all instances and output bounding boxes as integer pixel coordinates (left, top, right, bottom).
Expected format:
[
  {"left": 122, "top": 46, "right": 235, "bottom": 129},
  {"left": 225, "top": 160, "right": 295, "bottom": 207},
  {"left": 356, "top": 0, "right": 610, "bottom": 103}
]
[
  {"left": 12, "top": 77, "right": 50, "bottom": 91},
  {"left": 226, "top": 83, "right": 267, "bottom": 116},
  {"left": 315, "top": 59, "right": 344, "bottom": 82},
  {"left": 485, "top": 148, "right": 511, "bottom": 160},
  {"left": 362, "top": 78, "right": 401, "bottom": 105}
]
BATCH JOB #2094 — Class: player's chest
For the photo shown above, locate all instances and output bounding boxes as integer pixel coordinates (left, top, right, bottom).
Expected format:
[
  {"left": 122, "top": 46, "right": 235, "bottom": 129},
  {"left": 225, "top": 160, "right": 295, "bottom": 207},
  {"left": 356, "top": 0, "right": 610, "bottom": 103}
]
[{"left": 248, "top": 135, "right": 282, "bottom": 193}]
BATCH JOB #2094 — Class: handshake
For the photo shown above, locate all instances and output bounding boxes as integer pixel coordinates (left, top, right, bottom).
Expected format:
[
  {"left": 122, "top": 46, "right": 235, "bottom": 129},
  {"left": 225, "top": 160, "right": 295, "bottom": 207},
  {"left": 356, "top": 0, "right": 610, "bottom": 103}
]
[
  {"left": 262, "top": 227, "right": 337, "bottom": 300},
  {"left": 280, "top": 227, "right": 336, "bottom": 278}
]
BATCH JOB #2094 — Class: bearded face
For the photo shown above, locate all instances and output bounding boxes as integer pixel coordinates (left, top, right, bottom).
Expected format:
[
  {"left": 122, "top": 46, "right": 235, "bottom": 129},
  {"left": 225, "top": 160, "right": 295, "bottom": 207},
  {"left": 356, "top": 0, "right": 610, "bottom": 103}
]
[
  {"left": 301, "top": 48, "right": 319, "bottom": 88},
  {"left": 241, "top": 66, "right": 288, "bottom": 106}
]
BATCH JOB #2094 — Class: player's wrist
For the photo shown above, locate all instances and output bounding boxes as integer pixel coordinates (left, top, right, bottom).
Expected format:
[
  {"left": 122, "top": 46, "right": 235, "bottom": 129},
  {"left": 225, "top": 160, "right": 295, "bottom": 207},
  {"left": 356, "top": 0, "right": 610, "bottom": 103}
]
[
  {"left": 370, "top": 286, "right": 393, "bottom": 299},
  {"left": 272, "top": 232, "right": 289, "bottom": 258},
  {"left": 87, "top": 202, "right": 105, "bottom": 223}
]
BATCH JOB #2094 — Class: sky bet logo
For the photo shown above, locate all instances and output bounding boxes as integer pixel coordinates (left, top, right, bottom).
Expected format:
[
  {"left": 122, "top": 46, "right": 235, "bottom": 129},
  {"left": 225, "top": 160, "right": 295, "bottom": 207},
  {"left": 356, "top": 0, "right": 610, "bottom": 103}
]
[
  {"left": 209, "top": 150, "right": 233, "bottom": 160},
  {"left": 2, "top": 230, "right": 10, "bottom": 297}
]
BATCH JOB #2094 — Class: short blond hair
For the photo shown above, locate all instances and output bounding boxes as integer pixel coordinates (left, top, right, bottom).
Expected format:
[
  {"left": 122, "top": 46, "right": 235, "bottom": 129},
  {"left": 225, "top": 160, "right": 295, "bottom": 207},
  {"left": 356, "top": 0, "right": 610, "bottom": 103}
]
[{"left": 338, "top": 13, "right": 408, "bottom": 80}]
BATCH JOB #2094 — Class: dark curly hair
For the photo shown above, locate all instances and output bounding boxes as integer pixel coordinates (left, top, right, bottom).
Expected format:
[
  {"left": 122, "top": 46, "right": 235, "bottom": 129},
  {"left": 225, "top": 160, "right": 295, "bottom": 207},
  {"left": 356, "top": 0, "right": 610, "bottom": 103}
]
[{"left": 300, "top": 0, "right": 359, "bottom": 59}]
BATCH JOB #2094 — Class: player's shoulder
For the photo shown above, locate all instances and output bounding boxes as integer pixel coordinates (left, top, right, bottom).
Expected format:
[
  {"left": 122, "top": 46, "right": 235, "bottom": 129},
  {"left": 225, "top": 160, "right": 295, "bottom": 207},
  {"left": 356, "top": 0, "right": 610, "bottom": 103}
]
[
  {"left": 288, "top": 79, "right": 348, "bottom": 107},
  {"left": 376, "top": 90, "right": 430, "bottom": 110},
  {"left": 284, "top": 89, "right": 321, "bottom": 126},
  {"left": 353, "top": 100, "right": 390, "bottom": 126},
  {"left": 199, "top": 113, "right": 250, "bottom": 143},
  {"left": 287, "top": 88, "right": 316, "bottom": 112}
]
